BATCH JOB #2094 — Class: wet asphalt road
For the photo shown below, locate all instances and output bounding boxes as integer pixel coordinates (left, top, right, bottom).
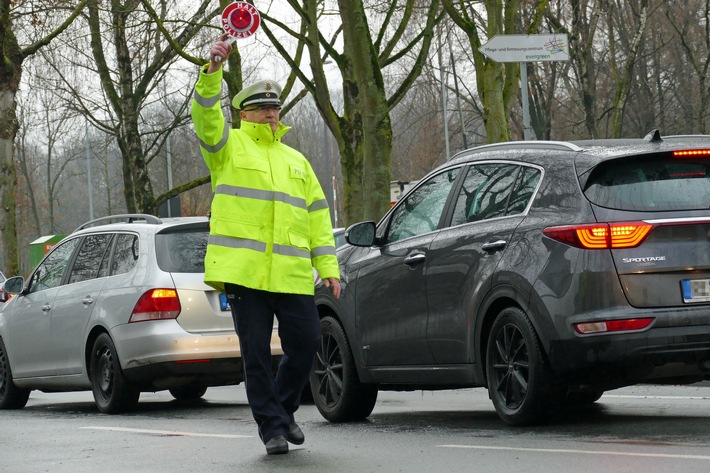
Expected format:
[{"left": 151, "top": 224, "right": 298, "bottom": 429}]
[{"left": 2, "top": 383, "right": 710, "bottom": 473}]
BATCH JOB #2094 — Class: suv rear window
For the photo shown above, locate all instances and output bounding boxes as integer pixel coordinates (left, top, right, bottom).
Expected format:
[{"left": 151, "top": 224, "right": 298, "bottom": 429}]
[
  {"left": 583, "top": 154, "right": 710, "bottom": 211},
  {"left": 156, "top": 228, "right": 208, "bottom": 273}
]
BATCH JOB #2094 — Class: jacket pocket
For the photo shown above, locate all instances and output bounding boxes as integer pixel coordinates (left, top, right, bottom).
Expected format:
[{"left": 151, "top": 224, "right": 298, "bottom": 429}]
[
  {"left": 234, "top": 155, "right": 269, "bottom": 173},
  {"left": 288, "top": 229, "right": 310, "bottom": 250},
  {"left": 212, "top": 218, "right": 265, "bottom": 241}
]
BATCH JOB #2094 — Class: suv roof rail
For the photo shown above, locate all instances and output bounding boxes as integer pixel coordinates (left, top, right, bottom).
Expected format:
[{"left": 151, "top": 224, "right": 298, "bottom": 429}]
[
  {"left": 450, "top": 140, "right": 582, "bottom": 160},
  {"left": 661, "top": 134, "right": 710, "bottom": 140},
  {"left": 73, "top": 214, "right": 162, "bottom": 232}
]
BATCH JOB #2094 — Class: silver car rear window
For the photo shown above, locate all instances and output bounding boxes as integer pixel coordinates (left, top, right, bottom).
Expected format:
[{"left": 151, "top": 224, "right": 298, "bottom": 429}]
[
  {"left": 156, "top": 229, "right": 208, "bottom": 273},
  {"left": 583, "top": 153, "right": 710, "bottom": 211}
]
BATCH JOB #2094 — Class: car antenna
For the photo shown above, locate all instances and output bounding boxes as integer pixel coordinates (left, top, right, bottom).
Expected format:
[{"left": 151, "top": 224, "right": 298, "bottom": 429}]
[{"left": 643, "top": 129, "right": 663, "bottom": 143}]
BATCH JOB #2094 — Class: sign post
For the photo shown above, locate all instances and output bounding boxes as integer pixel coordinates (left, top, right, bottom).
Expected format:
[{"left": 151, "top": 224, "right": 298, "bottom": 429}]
[{"left": 479, "top": 34, "right": 569, "bottom": 140}]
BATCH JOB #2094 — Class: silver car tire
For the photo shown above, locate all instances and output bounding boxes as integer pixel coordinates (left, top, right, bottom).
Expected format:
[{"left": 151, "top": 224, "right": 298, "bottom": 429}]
[
  {"left": 310, "top": 316, "right": 377, "bottom": 422},
  {"left": 89, "top": 333, "right": 140, "bottom": 414},
  {"left": 0, "top": 338, "right": 30, "bottom": 409}
]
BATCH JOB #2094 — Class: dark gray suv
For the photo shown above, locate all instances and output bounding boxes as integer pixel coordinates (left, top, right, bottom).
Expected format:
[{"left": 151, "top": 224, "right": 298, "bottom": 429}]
[{"left": 310, "top": 131, "right": 710, "bottom": 425}]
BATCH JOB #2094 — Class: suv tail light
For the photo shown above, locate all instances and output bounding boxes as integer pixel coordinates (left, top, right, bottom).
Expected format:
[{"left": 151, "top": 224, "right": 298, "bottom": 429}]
[
  {"left": 543, "top": 222, "right": 654, "bottom": 249},
  {"left": 129, "top": 288, "right": 181, "bottom": 322}
]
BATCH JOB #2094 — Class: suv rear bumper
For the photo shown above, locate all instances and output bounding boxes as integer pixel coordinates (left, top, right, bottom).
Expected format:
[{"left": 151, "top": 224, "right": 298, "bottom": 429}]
[{"left": 547, "top": 324, "right": 710, "bottom": 387}]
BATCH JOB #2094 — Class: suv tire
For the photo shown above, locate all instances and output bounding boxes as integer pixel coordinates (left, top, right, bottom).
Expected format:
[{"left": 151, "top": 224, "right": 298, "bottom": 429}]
[
  {"left": 310, "top": 316, "right": 377, "bottom": 422},
  {"left": 486, "top": 306, "right": 559, "bottom": 426},
  {"left": 90, "top": 333, "right": 140, "bottom": 413},
  {"left": 0, "top": 338, "right": 30, "bottom": 409}
]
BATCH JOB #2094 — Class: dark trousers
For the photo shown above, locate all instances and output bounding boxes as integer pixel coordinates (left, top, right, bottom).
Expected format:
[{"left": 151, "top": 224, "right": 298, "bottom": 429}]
[{"left": 224, "top": 283, "right": 320, "bottom": 444}]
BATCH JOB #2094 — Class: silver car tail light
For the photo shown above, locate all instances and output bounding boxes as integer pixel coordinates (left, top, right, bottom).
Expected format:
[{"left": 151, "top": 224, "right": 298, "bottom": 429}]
[{"left": 129, "top": 288, "right": 181, "bottom": 322}]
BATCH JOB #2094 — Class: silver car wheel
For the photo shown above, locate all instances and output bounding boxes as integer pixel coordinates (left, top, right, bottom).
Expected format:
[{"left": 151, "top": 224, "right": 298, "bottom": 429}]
[
  {"left": 0, "top": 338, "right": 30, "bottom": 409},
  {"left": 90, "top": 333, "right": 139, "bottom": 414}
]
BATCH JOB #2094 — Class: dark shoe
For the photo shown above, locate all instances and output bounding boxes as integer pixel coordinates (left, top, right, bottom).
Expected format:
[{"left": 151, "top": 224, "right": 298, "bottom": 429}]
[
  {"left": 287, "top": 422, "right": 305, "bottom": 445},
  {"left": 265, "top": 435, "right": 289, "bottom": 455}
]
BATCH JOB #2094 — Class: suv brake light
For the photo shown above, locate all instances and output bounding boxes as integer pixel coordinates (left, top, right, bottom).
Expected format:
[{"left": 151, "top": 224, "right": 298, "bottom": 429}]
[
  {"left": 130, "top": 288, "right": 181, "bottom": 322},
  {"left": 543, "top": 222, "right": 654, "bottom": 249},
  {"left": 672, "top": 149, "right": 710, "bottom": 157}
]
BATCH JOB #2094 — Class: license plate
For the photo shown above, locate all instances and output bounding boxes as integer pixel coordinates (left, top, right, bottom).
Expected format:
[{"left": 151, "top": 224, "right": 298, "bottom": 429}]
[
  {"left": 219, "top": 293, "right": 231, "bottom": 311},
  {"left": 681, "top": 279, "right": 710, "bottom": 303}
]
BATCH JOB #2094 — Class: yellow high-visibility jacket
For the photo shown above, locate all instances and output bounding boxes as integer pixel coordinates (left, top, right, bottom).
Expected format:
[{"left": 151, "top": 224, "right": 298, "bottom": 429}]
[{"left": 191, "top": 66, "right": 339, "bottom": 295}]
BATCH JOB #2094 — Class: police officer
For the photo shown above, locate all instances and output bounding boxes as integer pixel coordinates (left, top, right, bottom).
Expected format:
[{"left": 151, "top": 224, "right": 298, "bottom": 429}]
[{"left": 191, "top": 37, "right": 341, "bottom": 455}]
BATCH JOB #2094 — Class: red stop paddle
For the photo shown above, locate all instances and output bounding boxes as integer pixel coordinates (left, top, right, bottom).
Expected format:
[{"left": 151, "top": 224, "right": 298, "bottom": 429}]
[{"left": 214, "top": 2, "right": 261, "bottom": 62}]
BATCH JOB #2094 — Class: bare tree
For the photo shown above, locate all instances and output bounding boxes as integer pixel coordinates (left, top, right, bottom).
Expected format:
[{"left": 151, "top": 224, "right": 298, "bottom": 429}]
[
  {"left": 663, "top": 0, "right": 710, "bottom": 134},
  {"left": 27, "top": 74, "right": 83, "bottom": 233},
  {"left": 259, "top": 0, "right": 444, "bottom": 224},
  {"left": 607, "top": 0, "right": 651, "bottom": 137},
  {"left": 545, "top": 0, "right": 604, "bottom": 138},
  {"left": 76, "top": 0, "right": 218, "bottom": 214},
  {"left": 443, "top": 0, "right": 549, "bottom": 144},
  {"left": 0, "top": 0, "right": 88, "bottom": 276}
]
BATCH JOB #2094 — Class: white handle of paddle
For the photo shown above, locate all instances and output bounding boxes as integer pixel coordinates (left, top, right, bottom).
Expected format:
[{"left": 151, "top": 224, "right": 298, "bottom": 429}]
[{"left": 213, "top": 37, "right": 237, "bottom": 63}]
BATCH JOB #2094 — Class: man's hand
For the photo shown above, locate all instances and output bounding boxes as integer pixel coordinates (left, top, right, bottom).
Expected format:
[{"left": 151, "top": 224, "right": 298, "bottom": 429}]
[
  {"left": 207, "top": 34, "right": 233, "bottom": 74},
  {"left": 323, "top": 278, "right": 341, "bottom": 299}
]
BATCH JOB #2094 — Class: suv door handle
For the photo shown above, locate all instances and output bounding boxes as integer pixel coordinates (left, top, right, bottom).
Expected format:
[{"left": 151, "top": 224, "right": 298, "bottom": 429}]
[
  {"left": 482, "top": 240, "right": 507, "bottom": 252},
  {"left": 404, "top": 253, "right": 426, "bottom": 266},
  {"left": 82, "top": 296, "right": 94, "bottom": 305},
  {"left": 41, "top": 304, "right": 51, "bottom": 313}
]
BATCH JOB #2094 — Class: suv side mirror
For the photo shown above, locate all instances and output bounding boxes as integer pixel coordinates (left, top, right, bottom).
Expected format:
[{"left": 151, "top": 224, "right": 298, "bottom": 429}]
[
  {"left": 345, "top": 221, "right": 376, "bottom": 247},
  {"left": 1, "top": 276, "right": 25, "bottom": 302}
]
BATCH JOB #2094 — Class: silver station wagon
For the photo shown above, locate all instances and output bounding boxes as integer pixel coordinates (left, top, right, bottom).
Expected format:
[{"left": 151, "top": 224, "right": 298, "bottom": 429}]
[{"left": 0, "top": 214, "right": 281, "bottom": 413}]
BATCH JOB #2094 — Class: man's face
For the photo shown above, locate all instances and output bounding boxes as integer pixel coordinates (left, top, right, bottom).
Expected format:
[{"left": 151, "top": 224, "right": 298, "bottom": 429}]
[{"left": 240, "top": 104, "right": 281, "bottom": 133}]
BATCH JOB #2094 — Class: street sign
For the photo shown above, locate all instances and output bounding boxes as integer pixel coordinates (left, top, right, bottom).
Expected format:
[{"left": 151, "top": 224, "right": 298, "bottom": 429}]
[
  {"left": 478, "top": 34, "right": 570, "bottom": 140},
  {"left": 479, "top": 34, "right": 569, "bottom": 63}
]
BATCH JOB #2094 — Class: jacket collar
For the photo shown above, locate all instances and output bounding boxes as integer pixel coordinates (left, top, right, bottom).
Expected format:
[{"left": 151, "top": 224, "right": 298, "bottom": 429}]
[{"left": 240, "top": 120, "right": 290, "bottom": 143}]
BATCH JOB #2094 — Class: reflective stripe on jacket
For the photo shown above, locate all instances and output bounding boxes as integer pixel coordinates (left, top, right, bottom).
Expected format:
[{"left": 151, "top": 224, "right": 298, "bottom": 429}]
[{"left": 191, "top": 66, "right": 339, "bottom": 295}]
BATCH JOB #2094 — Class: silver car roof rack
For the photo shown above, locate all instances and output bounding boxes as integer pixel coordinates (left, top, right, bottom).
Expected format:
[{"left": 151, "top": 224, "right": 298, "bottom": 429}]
[
  {"left": 450, "top": 140, "right": 582, "bottom": 160},
  {"left": 73, "top": 214, "right": 162, "bottom": 232}
]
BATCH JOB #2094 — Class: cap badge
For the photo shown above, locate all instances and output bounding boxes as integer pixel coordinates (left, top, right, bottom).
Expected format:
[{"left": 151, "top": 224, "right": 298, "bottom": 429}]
[{"left": 265, "top": 82, "right": 272, "bottom": 91}]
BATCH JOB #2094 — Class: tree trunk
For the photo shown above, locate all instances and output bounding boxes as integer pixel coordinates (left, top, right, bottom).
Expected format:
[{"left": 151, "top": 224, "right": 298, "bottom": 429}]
[
  {"left": 0, "top": 89, "right": 20, "bottom": 276},
  {"left": 338, "top": 0, "right": 392, "bottom": 223},
  {"left": 443, "top": 0, "right": 554, "bottom": 144},
  {"left": 262, "top": 0, "right": 439, "bottom": 226},
  {"left": 1, "top": 0, "right": 88, "bottom": 275},
  {"left": 0, "top": 16, "right": 22, "bottom": 276}
]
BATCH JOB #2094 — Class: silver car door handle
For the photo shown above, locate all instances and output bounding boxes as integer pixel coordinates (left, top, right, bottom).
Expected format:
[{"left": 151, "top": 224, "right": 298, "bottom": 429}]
[
  {"left": 482, "top": 240, "right": 507, "bottom": 252},
  {"left": 82, "top": 296, "right": 94, "bottom": 305},
  {"left": 41, "top": 304, "right": 51, "bottom": 312},
  {"left": 404, "top": 253, "right": 426, "bottom": 266}
]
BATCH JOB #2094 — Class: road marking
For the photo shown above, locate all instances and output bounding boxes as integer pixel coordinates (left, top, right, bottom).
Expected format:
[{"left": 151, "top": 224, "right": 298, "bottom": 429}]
[
  {"left": 603, "top": 394, "right": 710, "bottom": 400},
  {"left": 82, "top": 426, "right": 251, "bottom": 439},
  {"left": 437, "top": 444, "right": 710, "bottom": 460}
]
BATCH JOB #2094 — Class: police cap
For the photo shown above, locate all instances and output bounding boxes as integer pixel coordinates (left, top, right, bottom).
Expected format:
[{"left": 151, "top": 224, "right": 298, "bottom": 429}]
[{"left": 232, "top": 80, "right": 282, "bottom": 110}]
